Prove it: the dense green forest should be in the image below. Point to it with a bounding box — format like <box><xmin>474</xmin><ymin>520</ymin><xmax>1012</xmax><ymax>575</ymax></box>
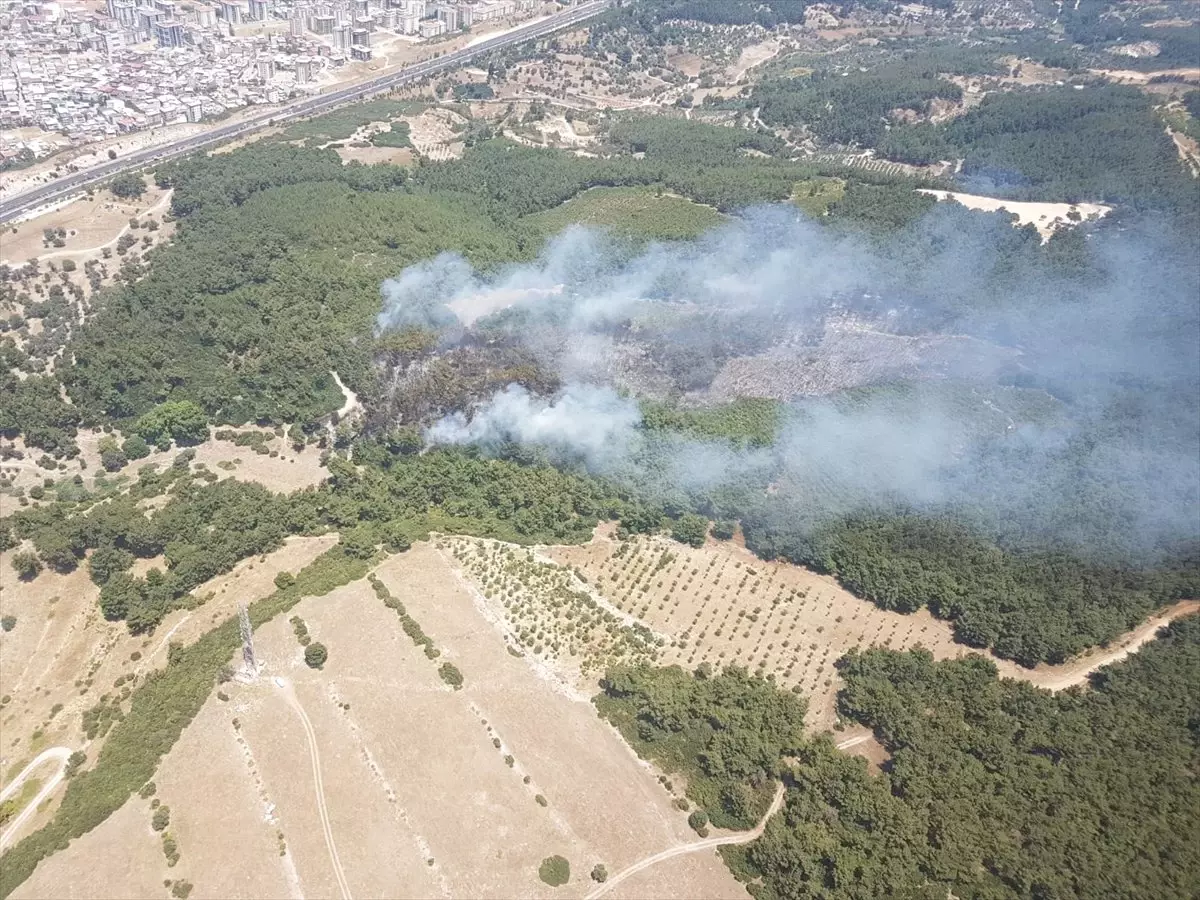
<box><xmin>754</xmin><ymin>65</ymin><xmax>963</xmax><ymax>147</ymax></box>
<box><xmin>601</xmin><ymin>616</ymin><xmax>1200</xmax><ymax>899</ymax></box>
<box><xmin>6</xmin><ymin>113</ymin><xmax>1190</xmax><ymax>668</ymax></box>
<box><xmin>3</xmin><ymin>121</ymin><xmax>936</xmax><ymax>455</ymax></box>
<box><xmin>899</xmin><ymin>86</ymin><xmax>1195</xmax><ymax>210</ymax></box>
<box><xmin>748</xmin><ymin>51</ymin><xmax>1193</xmax><ymax>214</ymax></box>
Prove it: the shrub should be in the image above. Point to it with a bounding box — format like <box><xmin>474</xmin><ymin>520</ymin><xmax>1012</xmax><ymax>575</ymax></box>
<box><xmin>108</xmin><ymin>172</ymin><xmax>146</xmax><ymax>200</ymax></box>
<box><xmin>161</xmin><ymin>833</ymin><xmax>179</xmax><ymax>866</ymax></box>
<box><xmin>591</xmin><ymin>864</ymin><xmax>608</xmax><ymax>883</ymax></box>
<box><xmin>152</xmin><ymin>805</ymin><xmax>171</xmax><ymax>831</ymax></box>
<box><xmin>11</xmin><ymin>551</ymin><xmax>42</xmax><ymax>581</ymax></box>
<box><xmin>438</xmin><ymin>662</ymin><xmax>464</xmax><ymax>689</ymax></box>
<box><xmin>1</xmin><ymin>615</ymin><xmax>16</xmax><ymax>632</ymax></box>
<box><xmin>304</xmin><ymin>641</ymin><xmax>328</xmax><ymax>669</ymax></box>
<box><xmin>64</xmin><ymin>751</ymin><xmax>87</xmax><ymax>777</ymax></box>
<box><xmin>122</xmin><ymin>435</ymin><xmax>151</xmax><ymax>460</ymax></box>
<box><xmin>171</xmin><ymin>880</ymin><xmax>194</xmax><ymax>899</ymax></box>
<box><xmin>538</xmin><ymin>855</ymin><xmax>570</xmax><ymax>887</ymax></box>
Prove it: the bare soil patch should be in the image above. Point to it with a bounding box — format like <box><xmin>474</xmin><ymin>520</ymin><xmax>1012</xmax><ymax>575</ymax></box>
<box><xmin>402</xmin><ymin>108</ymin><xmax>468</xmax><ymax>161</ymax></box>
<box><xmin>334</xmin><ymin>144</ymin><xmax>415</xmax><ymax>167</ymax></box>
<box><xmin>1</xmin><ymin>427</ymin><xmax>326</xmax><ymax>498</ymax></box>
<box><xmin>667</xmin><ymin>50</ymin><xmax>704</xmax><ymax>79</ymax></box>
<box><xmin>726</xmin><ymin>38</ymin><xmax>781</xmax><ymax>82</ymax></box>
<box><xmin>13</xmin><ymin>546</ymin><xmax>747</xmax><ymax>898</ymax></box>
<box><xmin>918</xmin><ymin>189</ymin><xmax>1111</xmax><ymax>240</ymax></box>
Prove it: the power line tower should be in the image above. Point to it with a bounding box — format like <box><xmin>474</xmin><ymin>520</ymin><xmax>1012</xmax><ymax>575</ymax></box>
<box><xmin>239</xmin><ymin>602</ymin><xmax>259</xmax><ymax>681</ymax></box>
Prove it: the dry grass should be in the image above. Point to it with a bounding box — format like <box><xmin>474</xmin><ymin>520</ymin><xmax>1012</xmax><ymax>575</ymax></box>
<box><xmin>2</xmin><ymin>186</ymin><xmax>174</xmax><ymax>267</ymax></box>
<box><xmin>14</xmin><ymin>545</ymin><xmax>747</xmax><ymax>898</ymax></box>
<box><xmin>333</xmin><ymin>144</ymin><xmax>416</xmax><ymax>167</ymax></box>
<box><xmin>0</xmin><ymin>535</ymin><xmax>336</xmax><ymax>843</ymax></box>
<box><xmin>0</xmin><ymin>427</ymin><xmax>327</xmax><ymax>498</ymax></box>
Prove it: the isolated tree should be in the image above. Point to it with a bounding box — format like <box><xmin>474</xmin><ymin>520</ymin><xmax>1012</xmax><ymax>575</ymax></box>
<box><xmin>671</xmin><ymin>514</ymin><xmax>709</xmax><ymax>548</ymax></box>
<box><xmin>122</xmin><ymin>434</ymin><xmax>151</xmax><ymax>460</ymax></box>
<box><xmin>1</xmin><ymin>615</ymin><xmax>15</xmax><ymax>632</ymax></box>
<box><xmin>64</xmin><ymin>750</ymin><xmax>87</xmax><ymax>777</ymax></box>
<box><xmin>108</xmin><ymin>172</ymin><xmax>146</xmax><ymax>200</ymax></box>
<box><xmin>590</xmin><ymin>864</ymin><xmax>608</xmax><ymax>883</ymax></box>
<box><xmin>11</xmin><ymin>550</ymin><xmax>42</xmax><ymax>581</ymax></box>
<box><xmin>304</xmin><ymin>642</ymin><xmax>328</xmax><ymax>669</ymax></box>
<box><xmin>133</xmin><ymin>400</ymin><xmax>208</xmax><ymax>447</ymax></box>
<box><xmin>538</xmin><ymin>855</ymin><xmax>570</xmax><ymax>887</ymax></box>
<box><xmin>152</xmin><ymin>805</ymin><xmax>171</xmax><ymax>831</ymax></box>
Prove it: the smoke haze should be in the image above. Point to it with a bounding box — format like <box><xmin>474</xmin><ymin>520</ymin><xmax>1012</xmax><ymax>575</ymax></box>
<box><xmin>378</xmin><ymin>205</ymin><xmax>1200</xmax><ymax>558</ymax></box>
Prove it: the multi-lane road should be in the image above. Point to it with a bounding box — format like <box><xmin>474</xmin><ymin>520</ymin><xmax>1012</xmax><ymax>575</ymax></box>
<box><xmin>0</xmin><ymin>0</ymin><xmax>611</xmax><ymax>224</ymax></box>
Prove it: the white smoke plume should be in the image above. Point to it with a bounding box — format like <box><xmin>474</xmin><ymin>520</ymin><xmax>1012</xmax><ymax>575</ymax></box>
<box><xmin>425</xmin><ymin>383</ymin><xmax>643</xmax><ymax>469</ymax></box>
<box><xmin>380</xmin><ymin>205</ymin><xmax>1200</xmax><ymax>557</ymax></box>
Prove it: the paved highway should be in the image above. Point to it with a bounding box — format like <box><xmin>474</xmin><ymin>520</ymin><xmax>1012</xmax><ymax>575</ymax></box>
<box><xmin>0</xmin><ymin>0</ymin><xmax>611</xmax><ymax>224</ymax></box>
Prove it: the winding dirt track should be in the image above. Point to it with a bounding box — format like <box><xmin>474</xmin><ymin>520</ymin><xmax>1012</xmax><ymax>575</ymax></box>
<box><xmin>1000</xmin><ymin>600</ymin><xmax>1200</xmax><ymax>691</ymax></box>
<box><xmin>584</xmin><ymin>783</ymin><xmax>785</xmax><ymax>900</ymax></box>
<box><xmin>0</xmin><ymin>747</ymin><xmax>72</xmax><ymax>849</ymax></box>
<box><xmin>276</xmin><ymin>677</ymin><xmax>353</xmax><ymax>900</ymax></box>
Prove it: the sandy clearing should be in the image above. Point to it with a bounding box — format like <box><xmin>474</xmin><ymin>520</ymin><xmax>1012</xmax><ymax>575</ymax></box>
<box><xmin>1</xmin><ymin>185</ymin><xmax>173</xmax><ymax>267</ymax></box>
<box><xmin>918</xmin><ymin>189</ymin><xmax>1111</xmax><ymax>240</ymax></box>
<box><xmin>726</xmin><ymin>39</ymin><xmax>782</xmax><ymax>82</ymax></box>
<box><xmin>1088</xmin><ymin>66</ymin><xmax>1200</xmax><ymax>85</ymax></box>
<box><xmin>334</xmin><ymin>143</ymin><xmax>416</xmax><ymax>166</ymax></box>
<box><xmin>832</xmin><ymin>728</ymin><xmax>890</xmax><ymax>773</ymax></box>
<box><xmin>402</xmin><ymin>108</ymin><xmax>468</xmax><ymax>161</ymax></box>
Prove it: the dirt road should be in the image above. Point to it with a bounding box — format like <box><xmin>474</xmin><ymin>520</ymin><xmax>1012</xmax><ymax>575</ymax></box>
<box><xmin>0</xmin><ymin>747</ymin><xmax>72</xmax><ymax>849</ymax></box>
<box><xmin>1007</xmin><ymin>600</ymin><xmax>1200</xmax><ymax>692</ymax></box>
<box><xmin>834</xmin><ymin>734</ymin><xmax>871</xmax><ymax>751</ymax></box>
<box><xmin>583</xmin><ymin>783</ymin><xmax>785</xmax><ymax>900</ymax></box>
<box><xmin>275</xmin><ymin>676</ymin><xmax>353</xmax><ymax>900</ymax></box>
